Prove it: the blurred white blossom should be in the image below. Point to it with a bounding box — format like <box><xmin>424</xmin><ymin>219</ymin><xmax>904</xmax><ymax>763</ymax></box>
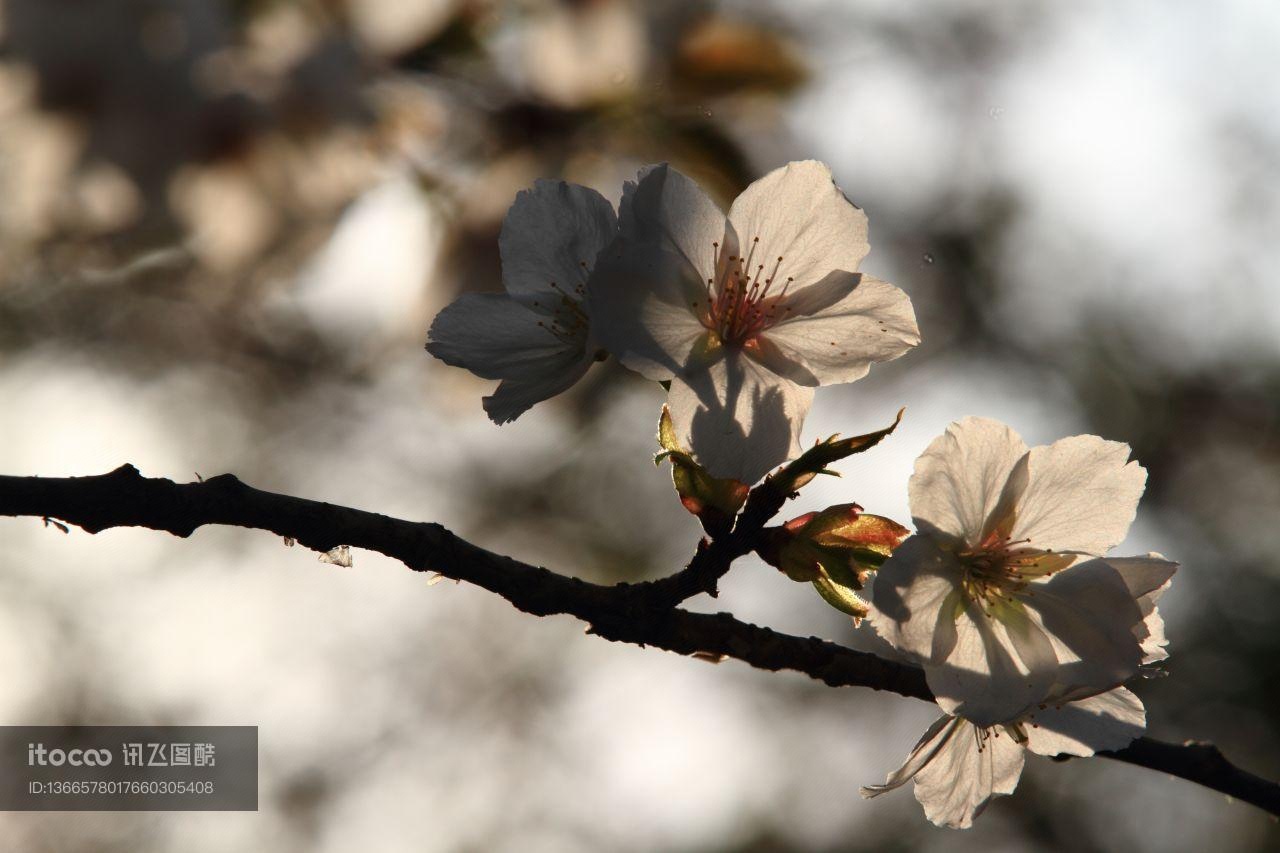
<box><xmin>493</xmin><ymin>0</ymin><xmax>647</xmax><ymax>108</ymax></box>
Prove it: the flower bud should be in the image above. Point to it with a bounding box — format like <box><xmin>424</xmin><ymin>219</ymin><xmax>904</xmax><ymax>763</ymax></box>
<box><xmin>656</xmin><ymin>407</ymin><xmax>749</xmax><ymax>537</ymax></box>
<box><xmin>757</xmin><ymin>504</ymin><xmax>909</xmax><ymax>621</ymax></box>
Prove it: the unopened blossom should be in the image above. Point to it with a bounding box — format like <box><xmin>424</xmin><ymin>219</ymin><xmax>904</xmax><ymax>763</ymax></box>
<box><xmin>863</xmin><ymin>558</ymin><xmax>1174</xmax><ymax>829</ymax></box>
<box><xmin>427</xmin><ymin>180</ymin><xmax>616</xmax><ymax>423</ymax></box>
<box><xmin>757</xmin><ymin>504</ymin><xmax>910</xmax><ymax>621</ymax></box>
<box><xmin>589</xmin><ymin>161</ymin><xmax>919</xmax><ymax>484</ymax></box>
<box><xmin>869</xmin><ymin>417</ymin><xmax>1175</xmax><ymax>726</ymax></box>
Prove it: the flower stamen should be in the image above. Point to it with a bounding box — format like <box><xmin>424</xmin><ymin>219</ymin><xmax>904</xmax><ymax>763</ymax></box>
<box><xmin>537</xmin><ymin>280</ymin><xmax>590</xmax><ymax>344</ymax></box>
<box><xmin>957</xmin><ymin>535</ymin><xmax>1064</xmax><ymax>607</ymax></box>
<box><xmin>703</xmin><ymin>239</ymin><xmax>793</xmax><ymax>346</ymax></box>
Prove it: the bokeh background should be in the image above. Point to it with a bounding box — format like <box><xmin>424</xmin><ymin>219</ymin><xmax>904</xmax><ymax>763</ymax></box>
<box><xmin>2</xmin><ymin>0</ymin><xmax>1279</xmax><ymax>850</ymax></box>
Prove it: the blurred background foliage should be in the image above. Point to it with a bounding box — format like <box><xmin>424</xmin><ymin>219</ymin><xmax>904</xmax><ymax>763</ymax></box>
<box><xmin>1</xmin><ymin>0</ymin><xmax>1278</xmax><ymax>850</ymax></box>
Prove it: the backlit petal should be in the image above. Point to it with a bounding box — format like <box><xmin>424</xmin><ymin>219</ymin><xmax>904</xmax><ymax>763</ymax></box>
<box><xmin>912</xmin><ymin>718</ymin><xmax>1024</xmax><ymax>829</ymax></box>
<box><xmin>1021</xmin><ymin>558</ymin><xmax>1145</xmax><ymax>699</ymax></box>
<box><xmin>757</xmin><ymin>272</ymin><xmax>919</xmax><ymax>386</ymax></box>
<box><xmin>869</xmin><ymin>535</ymin><xmax>964</xmax><ymax>666</ymax></box>
<box><xmin>427</xmin><ymin>292</ymin><xmax>593</xmax><ymax>423</ymax></box>
<box><xmin>666</xmin><ymin>348</ymin><xmax>813</xmax><ymax>484</ymax></box>
<box><xmin>427</xmin><ymin>292</ymin><xmax>585</xmax><ymax>380</ymax></box>
<box><xmin>861</xmin><ymin>714</ymin><xmax>956</xmax><ymax>797</ymax></box>
<box><xmin>726</xmin><ymin>160</ymin><xmax>869</xmax><ymax>290</ymax></box>
<box><xmin>482</xmin><ymin>345</ymin><xmax>597</xmax><ymax>424</ymax></box>
<box><xmin>500</xmin><ymin>180</ymin><xmax>618</xmax><ymax>296</ymax></box>
<box><xmin>588</xmin><ymin>242</ymin><xmax>714</xmax><ymax>380</ymax></box>
<box><xmin>1106</xmin><ymin>554</ymin><xmax>1178</xmax><ymax>600</ymax></box>
<box><xmin>909</xmin><ymin>417</ymin><xmax>1029</xmax><ymax>549</ymax></box>
<box><xmin>618</xmin><ymin>163</ymin><xmax>735</xmax><ymax>285</ymax></box>
<box><xmin>1024</xmin><ymin>687</ymin><xmax>1146</xmax><ymax>758</ymax></box>
<box><xmin>1003</xmin><ymin>434</ymin><xmax>1147</xmax><ymax>556</ymax></box>
<box><xmin>925</xmin><ymin>596</ymin><xmax>1058</xmax><ymax>727</ymax></box>
<box><xmin>1104</xmin><ymin>554</ymin><xmax>1177</xmax><ymax>664</ymax></box>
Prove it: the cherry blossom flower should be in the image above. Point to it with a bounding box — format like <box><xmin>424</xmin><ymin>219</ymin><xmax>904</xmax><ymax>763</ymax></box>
<box><xmin>861</xmin><ymin>685</ymin><xmax>1147</xmax><ymax>829</ymax></box>
<box><xmin>863</xmin><ymin>554</ymin><xmax>1174</xmax><ymax>829</ymax></box>
<box><xmin>589</xmin><ymin>161</ymin><xmax>919</xmax><ymax>483</ymax></box>
<box><xmin>869</xmin><ymin>417</ymin><xmax>1175</xmax><ymax>726</ymax></box>
<box><xmin>427</xmin><ymin>180</ymin><xmax>616</xmax><ymax>423</ymax></box>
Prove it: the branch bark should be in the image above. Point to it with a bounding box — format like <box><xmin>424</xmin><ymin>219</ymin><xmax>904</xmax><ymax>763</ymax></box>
<box><xmin>1</xmin><ymin>465</ymin><xmax>1277</xmax><ymax>818</ymax></box>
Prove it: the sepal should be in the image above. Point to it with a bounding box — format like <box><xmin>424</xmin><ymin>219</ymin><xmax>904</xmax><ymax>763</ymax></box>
<box><xmin>757</xmin><ymin>504</ymin><xmax>909</xmax><ymax>621</ymax></box>
<box><xmin>769</xmin><ymin>408</ymin><xmax>904</xmax><ymax>494</ymax></box>
<box><xmin>656</xmin><ymin>406</ymin><xmax>749</xmax><ymax>537</ymax></box>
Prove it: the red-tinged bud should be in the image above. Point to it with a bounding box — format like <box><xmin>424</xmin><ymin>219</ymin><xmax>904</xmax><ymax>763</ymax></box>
<box><xmin>757</xmin><ymin>504</ymin><xmax>910</xmax><ymax>622</ymax></box>
<box><xmin>782</xmin><ymin>511</ymin><xmax>819</xmax><ymax>533</ymax></box>
<box><xmin>656</xmin><ymin>406</ymin><xmax>749</xmax><ymax>537</ymax></box>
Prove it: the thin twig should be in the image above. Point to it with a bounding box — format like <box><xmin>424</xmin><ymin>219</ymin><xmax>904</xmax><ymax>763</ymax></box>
<box><xmin>634</xmin><ymin>409</ymin><xmax>906</xmax><ymax>608</ymax></box>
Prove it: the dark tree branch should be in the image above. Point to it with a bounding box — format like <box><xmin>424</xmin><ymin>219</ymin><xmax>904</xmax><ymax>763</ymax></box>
<box><xmin>1</xmin><ymin>465</ymin><xmax>1277</xmax><ymax>818</ymax></box>
<box><xmin>633</xmin><ymin>408</ymin><xmax>907</xmax><ymax>609</ymax></box>
<box><xmin>625</xmin><ymin>476</ymin><xmax>797</xmax><ymax>610</ymax></box>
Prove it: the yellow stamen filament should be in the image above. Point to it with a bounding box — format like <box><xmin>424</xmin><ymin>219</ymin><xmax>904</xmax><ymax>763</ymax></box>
<box><xmin>957</xmin><ymin>530</ymin><xmax>1067</xmax><ymax>612</ymax></box>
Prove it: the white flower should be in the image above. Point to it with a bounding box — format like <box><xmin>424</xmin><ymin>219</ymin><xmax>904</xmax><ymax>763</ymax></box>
<box><xmin>589</xmin><ymin>161</ymin><xmax>919</xmax><ymax>484</ymax></box>
<box><xmin>863</xmin><ymin>558</ymin><xmax>1174</xmax><ymax>829</ymax></box>
<box><xmin>426</xmin><ymin>179</ymin><xmax>617</xmax><ymax>423</ymax></box>
<box><xmin>869</xmin><ymin>417</ymin><xmax>1176</xmax><ymax>726</ymax></box>
<box><xmin>861</xmin><ymin>685</ymin><xmax>1147</xmax><ymax>829</ymax></box>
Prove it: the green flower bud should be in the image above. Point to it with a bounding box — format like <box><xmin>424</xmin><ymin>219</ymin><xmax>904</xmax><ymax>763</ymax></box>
<box><xmin>758</xmin><ymin>504</ymin><xmax>910</xmax><ymax>621</ymax></box>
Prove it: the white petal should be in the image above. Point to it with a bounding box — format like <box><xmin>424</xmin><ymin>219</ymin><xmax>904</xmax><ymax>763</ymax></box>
<box><xmin>1136</xmin><ymin>599</ymin><xmax>1170</xmax><ymax>664</ymax></box>
<box><xmin>427</xmin><ymin>293</ymin><xmax>584</xmax><ymax>380</ymax></box>
<box><xmin>871</xmin><ymin>536</ymin><xmax>1057</xmax><ymax>725</ymax></box>
<box><xmin>908</xmin><ymin>417</ymin><xmax>1029</xmax><ymax>549</ymax></box>
<box><xmin>912</xmin><ymin>718</ymin><xmax>1025</xmax><ymax>829</ymax></box>
<box><xmin>1104</xmin><ymin>554</ymin><xmax>1177</xmax><ymax>663</ymax></box>
<box><xmin>1021</xmin><ymin>558</ymin><xmax>1145</xmax><ymax>698</ymax></box>
<box><xmin>1024</xmin><ymin>687</ymin><xmax>1146</xmax><ymax>758</ymax></box>
<box><xmin>500</xmin><ymin>180</ymin><xmax>618</xmax><ymax>296</ymax></box>
<box><xmin>482</xmin><ymin>345</ymin><xmax>596</xmax><ymax>424</ymax></box>
<box><xmin>756</xmin><ymin>272</ymin><xmax>919</xmax><ymax>386</ymax></box>
<box><xmin>666</xmin><ymin>348</ymin><xmax>813</xmax><ymax>484</ymax></box>
<box><xmin>427</xmin><ymin>292</ymin><xmax>592</xmax><ymax>422</ymax></box>
<box><xmin>925</xmin><ymin>595</ymin><xmax>1058</xmax><ymax>727</ymax></box>
<box><xmin>726</xmin><ymin>160</ymin><xmax>869</xmax><ymax>291</ymax></box>
<box><xmin>869</xmin><ymin>535</ymin><xmax>964</xmax><ymax>666</ymax></box>
<box><xmin>1003</xmin><ymin>434</ymin><xmax>1148</xmax><ymax>556</ymax></box>
<box><xmin>1106</xmin><ymin>554</ymin><xmax>1178</xmax><ymax>600</ymax></box>
<box><xmin>587</xmin><ymin>242</ymin><xmax>714</xmax><ymax>381</ymax></box>
<box><xmin>618</xmin><ymin>163</ymin><xmax>734</xmax><ymax>285</ymax></box>
<box><xmin>861</xmin><ymin>714</ymin><xmax>956</xmax><ymax>797</ymax></box>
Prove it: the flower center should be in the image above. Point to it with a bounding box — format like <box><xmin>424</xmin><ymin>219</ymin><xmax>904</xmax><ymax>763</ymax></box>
<box><xmin>532</xmin><ymin>270</ymin><xmax>590</xmax><ymax>345</ymax></box>
<box><xmin>957</xmin><ymin>531</ymin><xmax>1069</xmax><ymax>608</ymax></box>
<box><xmin>695</xmin><ymin>236</ymin><xmax>794</xmax><ymax>346</ymax></box>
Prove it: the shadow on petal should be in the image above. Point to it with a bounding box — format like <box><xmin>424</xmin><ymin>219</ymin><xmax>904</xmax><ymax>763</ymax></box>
<box><xmin>684</xmin><ymin>355</ymin><xmax>797</xmax><ymax>483</ymax></box>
